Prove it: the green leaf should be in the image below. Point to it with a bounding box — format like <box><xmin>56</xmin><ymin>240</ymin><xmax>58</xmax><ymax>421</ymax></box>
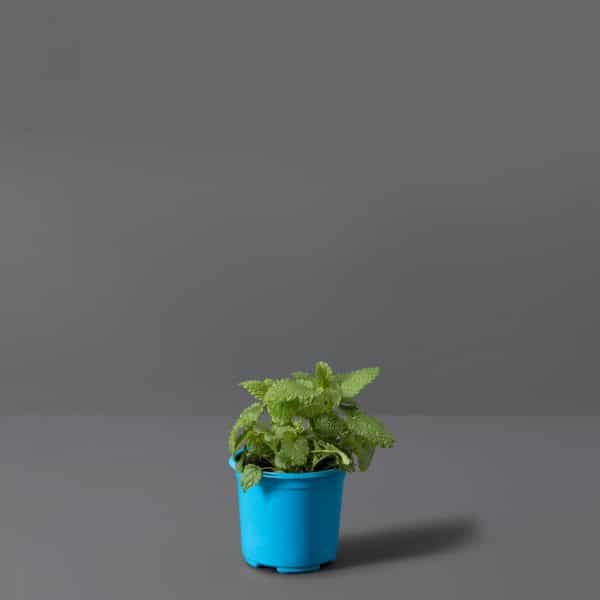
<box><xmin>353</xmin><ymin>437</ymin><xmax>376</xmax><ymax>471</ymax></box>
<box><xmin>337</xmin><ymin>367</ymin><xmax>380</xmax><ymax>399</ymax></box>
<box><xmin>311</xmin><ymin>453</ymin><xmax>338</xmax><ymax>470</ymax></box>
<box><xmin>228</xmin><ymin>401</ymin><xmax>264</xmax><ymax>454</ymax></box>
<box><xmin>291</xmin><ymin>371</ymin><xmax>314</xmax><ymax>387</ymax></box>
<box><xmin>277</xmin><ymin>435</ymin><xmax>309</xmax><ymax>467</ymax></box>
<box><xmin>312</xmin><ymin>440</ymin><xmax>352</xmax><ymax>467</ymax></box>
<box><xmin>310</xmin><ymin>412</ymin><xmax>347</xmax><ymax>440</ymax></box>
<box><xmin>269</xmin><ymin>400</ymin><xmax>299</xmax><ymax>424</ymax></box>
<box><xmin>292</xmin><ymin>371</ymin><xmax>311</xmax><ymax>378</ymax></box>
<box><xmin>234</xmin><ymin>452</ymin><xmax>245</xmax><ymax>472</ymax></box>
<box><xmin>314</xmin><ymin>361</ymin><xmax>333</xmax><ymax>388</ymax></box>
<box><xmin>271</xmin><ymin>424</ymin><xmax>298</xmax><ymax>441</ymax></box>
<box><xmin>265</xmin><ymin>379</ymin><xmax>315</xmax><ymax>424</ymax></box>
<box><xmin>240</xmin><ymin>380</ymin><xmax>271</xmax><ymax>401</ymax></box>
<box><xmin>339</xmin><ymin>404</ymin><xmax>358</xmax><ymax>418</ymax></box>
<box><xmin>244</xmin><ymin>430</ymin><xmax>273</xmax><ymax>460</ymax></box>
<box><xmin>346</xmin><ymin>411</ymin><xmax>394</xmax><ymax>448</ymax></box>
<box><xmin>326</xmin><ymin>386</ymin><xmax>342</xmax><ymax>408</ymax></box>
<box><xmin>339</xmin><ymin>398</ymin><xmax>358</xmax><ymax>411</ymax></box>
<box><xmin>241</xmin><ymin>464</ymin><xmax>262</xmax><ymax>491</ymax></box>
<box><xmin>229</xmin><ymin>429</ymin><xmax>248</xmax><ymax>456</ymax></box>
<box><xmin>274</xmin><ymin>453</ymin><xmax>291</xmax><ymax>470</ymax></box>
<box><xmin>265</xmin><ymin>379</ymin><xmax>314</xmax><ymax>402</ymax></box>
<box><xmin>295</xmin><ymin>387</ymin><xmax>341</xmax><ymax>419</ymax></box>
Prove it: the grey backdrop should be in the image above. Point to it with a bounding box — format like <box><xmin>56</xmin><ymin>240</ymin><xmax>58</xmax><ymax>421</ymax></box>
<box><xmin>1</xmin><ymin>1</ymin><xmax>599</xmax><ymax>414</ymax></box>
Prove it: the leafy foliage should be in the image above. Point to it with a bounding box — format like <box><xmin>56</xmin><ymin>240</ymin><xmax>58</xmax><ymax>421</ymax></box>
<box><xmin>228</xmin><ymin>401</ymin><xmax>264</xmax><ymax>455</ymax></box>
<box><xmin>276</xmin><ymin>435</ymin><xmax>310</xmax><ymax>469</ymax></box>
<box><xmin>230</xmin><ymin>362</ymin><xmax>394</xmax><ymax>491</ymax></box>
<box><xmin>352</xmin><ymin>436</ymin><xmax>376</xmax><ymax>471</ymax></box>
<box><xmin>241</xmin><ymin>464</ymin><xmax>262</xmax><ymax>491</ymax></box>
<box><xmin>337</xmin><ymin>367</ymin><xmax>380</xmax><ymax>399</ymax></box>
<box><xmin>345</xmin><ymin>412</ymin><xmax>394</xmax><ymax>448</ymax></box>
<box><xmin>239</xmin><ymin>379</ymin><xmax>273</xmax><ymax>401</ymax></box>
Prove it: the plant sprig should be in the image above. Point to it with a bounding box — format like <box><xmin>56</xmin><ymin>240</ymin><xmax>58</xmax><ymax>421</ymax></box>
<box><xmin>230</xmin><ymin>361</ymin><xmax>394</xmax><ymax>491</ymax></box>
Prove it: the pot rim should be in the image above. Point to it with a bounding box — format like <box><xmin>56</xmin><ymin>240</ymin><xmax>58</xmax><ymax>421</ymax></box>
<box><xmin>228</xmin><ymin>455</ymin><xmax>344</xmax><ymax>479</ymax></box>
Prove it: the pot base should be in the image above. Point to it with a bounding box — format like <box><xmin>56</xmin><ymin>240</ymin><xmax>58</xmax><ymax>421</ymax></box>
<box><xmin>244</xmin><ymin>557</ymin><xmax>324</xmax><ymax>574</ymax></box>
<box><xmin>276</xmin><ymin>565</ymin><xmax>320</xmax><ymax>574</ymax></box>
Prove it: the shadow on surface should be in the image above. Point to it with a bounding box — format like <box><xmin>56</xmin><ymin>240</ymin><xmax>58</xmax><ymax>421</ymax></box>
<box><xmin>328</xmin><ymin>516</ymin><xmax>479</xmax><ymax>570</ymax></box>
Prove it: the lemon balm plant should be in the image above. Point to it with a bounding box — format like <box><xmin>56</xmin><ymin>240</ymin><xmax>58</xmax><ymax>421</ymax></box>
<box><xmin>228</xmin><ymin>362</ymin><xmax>394</xmax><ymax>573</ymax></box>
<box><xmin>230</xmin><ymin>362</ymin><xmax>394</xmax><ymax>490</ymax></box>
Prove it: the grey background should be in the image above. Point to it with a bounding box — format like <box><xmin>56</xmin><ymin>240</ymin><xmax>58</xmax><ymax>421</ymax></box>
<box><xmin>2</xmin><ymin>1</ymin><xmax>600</xmax><ymax>414</ymax></box>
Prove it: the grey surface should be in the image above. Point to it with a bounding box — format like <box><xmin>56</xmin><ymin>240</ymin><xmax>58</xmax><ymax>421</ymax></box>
<box><xmin>2</xmin><ymin>2</ymin><xmax>600</xmax><ymax>414</ymax></box>
<box><xmin>2</xmin><ymin>416</ymin><xmax>599</xmax><ymax>599</ymax></box>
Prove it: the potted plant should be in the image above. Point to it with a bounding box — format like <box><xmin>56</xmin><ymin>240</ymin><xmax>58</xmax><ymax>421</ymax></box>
<box><xmin>228</xmin><ymin>361</ymin><xmax>394</xmax><ymax>573</ymax></box>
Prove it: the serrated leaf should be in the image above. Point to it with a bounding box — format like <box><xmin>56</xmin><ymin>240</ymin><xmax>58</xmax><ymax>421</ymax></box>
<box><xmin>240</xmin><ymin>380</ymin><xmax>271</xmax><ymax>401</ymax></box>
<box><xmin>244</xmin><ymin>430</ymin><xmax>273</xmax><ymax>459</ymax></box>
<box><xmin>311</xmin><ymin>412</ymin><xmax>347</xmax><ymax>440</ymax></box>
<box><xmin>265</xmin><ymin>379</ymin><xmax>315</xmax><ymax>424</ymax></box>
<box><xmin>292</xmin><ymin>371</ymin><xmax>311</xmax><ymax>379</ymax></box>
<box><xmin>346</xmin><ymin>411</ymin><xmax>394</xmax><ymax>448</ymax></box>
<box><xmin>326</xmin><ymin>386</ymin><xmax>342</xmax><ymax>408</ymax></box>
<box><xmin>314</xmin><ymin>361</ymin><xmax>333</xmax><ymax>387</ymax></box>
<box><xmin>228</xmin><ymin>401</ymin><xmax>263</xmax><ymax>454</ymax></box>
<box><xmin>312</xmin><ymin>440</ymin><xmax>352</xmax><ymax>466</ymax></box>
<box><xmin>353</xmin><ymin>437</ymin><xmax>376</xmax><ymax>471</ymax></box>
<box><xmin>241</xmin><ymin>464</ymin><xmax>262</xmax><ymax>491</ymax></box>
<box><xmin>311</xmin><ymin>452</ymin><xmax>337</xmax><ymax>470</ymax></box>
<box><xmin>234</xmin><ymin>453</ymin><xmax>244</xmax><ymax>472</ymax></box>
<box><xmin>274</xmin><ymin>454</ymin><xmax>290</xmax><ymax>469</ymax></box>
<box><xmin>272</xmin><ymin>424</ymin><xmax>297</xmax><ymax>438</ymax></box>
<box><xmin>339</xmin><ymin>406</ymin><xmax>358</xmax><ymax>419</ymax></box>
<box><xmin>338</xmin><ymin>367</ymin><xmax>380</xmax><ymax>399</ymax></box>
<box><xmin>294</xmin><ymin>387</ymin><xmax>341</xmax><ymax>419</ymax></box>
<box><xmin>296</xmin><ymin>398</ymin><xmax>327</xmax><ymax>418</ymax></box>
<box><xmin>268</xmin><ymin>400</ymin><xmax>299</xmax><ymax>424</ymax></box>
<box><xmin>265</xmin><ymin>379</ymin><xmax>315</xmax><ymax>402</ymax></box>
<box><xmin>339</xmin><ymin>398</ymin><xmax>358</xmax><ymax>411</ymax></box>
<box><xmin>278</xmin><ymin>435</ymin><xmax>309</xmax><ymax>467</ymax></box>
<box><xmin>229</xmin><ymin>429</ymin><xmax>249</xmax><ymax>456</ymax></box>
<box><xmin>291</xmin><ymin>371</ymin><xmax>314</xmax><ymax>387</ymax></box>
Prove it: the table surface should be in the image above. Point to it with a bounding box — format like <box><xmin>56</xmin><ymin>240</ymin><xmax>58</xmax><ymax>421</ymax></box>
<box><xmin>2</xmin><ymin>416</ymin><xmax>598</xmax><ymax>599</ymax></box>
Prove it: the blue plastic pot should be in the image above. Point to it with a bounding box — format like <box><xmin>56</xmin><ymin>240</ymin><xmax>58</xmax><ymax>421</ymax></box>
<box><xmin>229</xmin><ymin>457</ymin><xmax>346</xmax><ymax>573</ymax></box>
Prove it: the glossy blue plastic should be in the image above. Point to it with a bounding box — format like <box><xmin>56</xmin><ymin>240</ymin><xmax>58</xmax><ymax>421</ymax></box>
<box><xmin>229</xmin><ymin>457</ymin><xmax>346</xmax><ymax>573</ymax></box>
